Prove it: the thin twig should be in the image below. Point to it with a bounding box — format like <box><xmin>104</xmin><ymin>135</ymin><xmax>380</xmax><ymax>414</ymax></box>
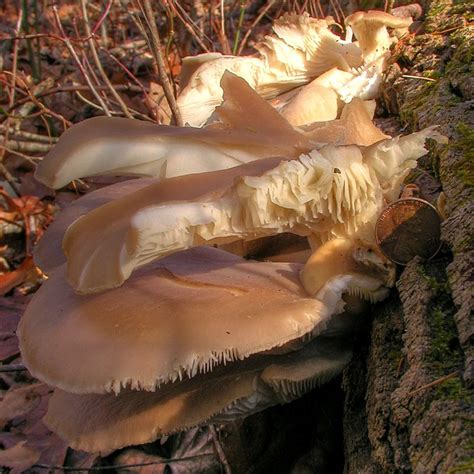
<box><xmin>0</xmin><ymin>363</ymin><xmax>27</xmax><ymax>373</ymax></box>
<box><xmin>80</xmin><ymin>0</ymin><xmax>133</xmax><ymax>118</ymax></box>
<box><xmin>408</xmin><ymin>371</ymin><xmax>459</xmax><ymax>396</ymax></box>
<box><xmin>52</xmin><ymin>5</ymin><xmax>112</xmax><ymax>116</ymax></box>
<box><xmin>402</xmin><ymin>74</ymin><xmax>437</xmax><ymax>82</ymax></box>
<box><xmin>0</xmin><ymin>138</ymin><xmax>53</xmax><ymax>153</ymax></box>
<box><xmin>237</xmin><ymin>0</ymin><xmax>276</xmax><ymax>55</ymax></box>
<box><xmin>169</xmin><ymin>0</ymin><xmax>211</xmax><ymax>53</ymax></box>
<box><xmin>0</xmin><ymin>146</ymin><xmax>41</xmax><ymax>164</ymax></box>
<box><xmin>138</xmin><ymin>0</ymin><xmax>183</xmax><ymax>126</ymax></box>
<box><xmin>0</xmin><ymin>126</ymin><xmax>58</xmax><ymax>143</ymax></box>
<box><xmin>33</xmin><ymin>454</ymin><xmax>216</xmax><ymax>471</ymax></box>
<box><xmin>209</xmin><ymin>425</ymin><xmax>232</xmax><ymax>474</ymax></box>
<box><xmin>0</xmin><ymin>9</ymin><xmax>23</xmax><ymax>197</ymax></box>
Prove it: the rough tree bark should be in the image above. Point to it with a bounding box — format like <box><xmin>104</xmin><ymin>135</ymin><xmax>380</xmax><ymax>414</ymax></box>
<box><xmin>343</xmin><ymin>1</ymin><xmax>473</xmax><ymax>472</ymax></box>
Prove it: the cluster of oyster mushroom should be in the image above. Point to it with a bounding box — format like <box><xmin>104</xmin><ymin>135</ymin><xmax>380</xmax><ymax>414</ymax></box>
<box><xmin>19</xmin><ymin>10</ymin><xmax>445</xmax><ymax>453</ymax></box>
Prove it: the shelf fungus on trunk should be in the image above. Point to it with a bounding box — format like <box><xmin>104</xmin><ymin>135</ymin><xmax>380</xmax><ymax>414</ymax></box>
<box><xmin>56</xmin><ymin>127</ymin><xmax>443</xmax><ymax>294</ymax></box>
<box><xmin>19</xmin><ymin>240</ymin><xmax>395</xmax><ymax>452</ymax></box>
<box><xmin>35</xmin><ymin>73</ymin><xmax>313</xmax><ymax>190</ymax></box>
<box><xmin>177</xmin><ymin>11</ymin><xmax>412</xmax><ymax>127</ymax></box>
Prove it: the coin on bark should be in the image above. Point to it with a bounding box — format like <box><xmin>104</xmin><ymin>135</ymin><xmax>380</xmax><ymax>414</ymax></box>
<box><xmin>375</xmin><ymin>197</ymin><xmax>442</xmax><ymax>265</ymax></box>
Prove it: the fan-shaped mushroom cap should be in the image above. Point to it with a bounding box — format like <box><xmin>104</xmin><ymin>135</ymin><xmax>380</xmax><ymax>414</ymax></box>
<box><xmin>35</xmin><ymin>74</ymin><xmax>312</xmax><ymax>190</ymax></box>
<box><xmin>300</xmin><ymin>238</ymin><xmax>395</xmax><ymax>307</ymax></box>
<box><xmin>345</xmin><ymin>11</ymin><xmax>412</xmax><ymax>62</ymax></box>
<box><xmin>62</xmin><ymin>128</ymin><xmax>443</xmax><ymax>294</ymax></box>
<box><xmin>44</xmin><ymin>337</ymin><xmax>352</xmax><ymax>452</ymax></box>
<box><xmin>178</xmin><ymin>13</ymin><xmax>362</xmax><ymax>127</ymax></box>
<box><xmin>364</xmin><ymin>126</ymin><xmax>447</xmax><ymax>202</ymax></box>
<box><xmin>277</xmin><ymin>81</ymin><xmax>339</xmax><ymax>125</ymax></box>
<box><xmin>61</xmin><ymin>145</ymin><xmax>382</xmax><ymax>293</ymax></box>
<box><xmin>63</xmin><ymin>156</ymin><xmax>289</xmax><ymax>293</ymax></box>
<box><xmin>19</xmin><ymin>247</ymin><xmax>336</xmax><ymax>395</ymax></box>
<box><xmin>304</xmin><ymin>98</ymin><xmax>388</xmax><ymax>146</ymax></box>
<box><xmin>33</xmin><ymin>178</ymin><xmax>154</xmax><ymax>273</ymax></box>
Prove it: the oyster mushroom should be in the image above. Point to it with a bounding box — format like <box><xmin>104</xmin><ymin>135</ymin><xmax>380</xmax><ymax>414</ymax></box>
<box><xmin>300</xmin><ymin>238</ymin><xmax>395</xmax><ymax>306</ymax></box>
<box><xmin>33</xmin><ymin>178</ymin><xmax>155</xmax><ymax>273</ymax></box>
<box><xmin>35</xmin><ymin>73</ymin><xmax>312</xmax><ymax>190</ymax></box>
<box><xmin>177</xmin><ymin>11</ymin><xmax>413</xmax><ymax>127</ymax></box>
<box><xmin>60</xmin><ymin>127</ymin><xmax>443</xmax><ymax>294</ymax></box>
<box><xmin>20</xmin><ymin>238</ymin><xmax>394</xmax><ymax>452</ymax></box>
<box><xmin>345</xmin><ymin>10</ymin><xmax>412</xmax><ymax>64</ymax></box>
<box><xmin>44</xmin><ymin>337</ymin><xmax>352</xmax><ymax>453</ymax></box>
<box><xmin>303</xmin><ymin>98</ymin><xmax>388</xmax><ymax>146</ymax></box>
<box><xmin>177</xmin><ymin>13</ymin><xmax>362</xmax><ymax>127</ymax></box>
<box><xmin>19</xmin><ymin>247</ymin><xmax>332</xmax><ymax>395</ymax></box>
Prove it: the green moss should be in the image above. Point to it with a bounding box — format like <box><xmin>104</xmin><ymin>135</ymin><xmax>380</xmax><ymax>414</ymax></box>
<box><xmin>417</xmin><ymin>262</ymin><xmax>466</xmax><ymax>393</ymax></box>
<box><xmin>452</xmin><ymin>123</ymin><xmax>474</xmax><ymax>187</ymax></box>
<box><xmin>435</xmin><ymin>377</ymin><xmax>470</xmax><ymax>402</ymax></box>
<box><xmin>448</xmin><ymin>458</ymin><xmax>474</xmax><ymax>473</ymax></box>
<box><xmin>425</xmin><ymin>0</ymin><xmax>470</xmax><ymax>32</ymax></box>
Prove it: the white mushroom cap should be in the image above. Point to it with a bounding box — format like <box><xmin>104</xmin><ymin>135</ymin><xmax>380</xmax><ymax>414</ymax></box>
<box><xmin>61</xmin><ymin>127</ymin><xmax>443</xmax><ymax>294</ymax></box>
<box><xmin>178</xmin><ymin>13</ymin><xmax>362</xmax><ymax>127</ymax></box>
<box><xmin>304</xmin><ymin>98</ymin><xmax>389</xmax><ymax>146</ymax></box>
<box><xmin>43</xmin><ymin>337</ymin><xmax>352</xmax><ymax>452</ymax></box>
<box><xmin>19</xmin><ymin>247</ymin><xmax>334</xmax><ymax>395</ymax></box>
<box><xmin>35</xmin><ymin>73</ymin><xmax>312</xmax><ymax>190</ymax></box>
<box><xmin>345</xmin><ymin>10</ymin><xmax>412</xmax><ymax>62</ymax></box>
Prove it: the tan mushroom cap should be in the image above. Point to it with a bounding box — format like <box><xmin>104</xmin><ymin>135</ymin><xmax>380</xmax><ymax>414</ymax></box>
<box><xmin>62</xmin><ymin>156</ymin><xmax>286</xmax><ymax>294</ymax></box>
<box><xmin>305</xmin><ymin>98</ymin><xmax>389</xmax><ymax>146</ymax></box>
<box><xmin>19</xmin><ymin>247</ymin><xmax>334</xmax><ymax>395</ymax></box>
<box><xmin>300</xmin><ymin>238</ymin><xmax>396</xmax><ymax>302</ymax></box>
<box><xmin>33</xmin><ymin>178</ymin><xmax>155</xmax><ymax>274</ymax></box>
<box><xmin>44</xmin><ymin>337</ymin><xmax>352</xmax><ymax>452</ymax></box>
<box><xmin>278</xmin><ymin>82</ymin><xmax>339</xmax><ymax>126</ymax></box>
<box><xmin>35</xmin><ymin>73</ymin><xmax>312</xmax><ymax>190</ymax></box>
<box><xmin>345</xmin><ymin>10</ymin><xmax>412</xmax><ymax>59</ymax></box>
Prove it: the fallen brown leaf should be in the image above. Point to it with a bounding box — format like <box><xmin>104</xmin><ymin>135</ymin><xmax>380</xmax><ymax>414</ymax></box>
<box><xmin>0</xmin><ymin>441</ymin><xmax>40</xmax><ymax>473</ymax></box>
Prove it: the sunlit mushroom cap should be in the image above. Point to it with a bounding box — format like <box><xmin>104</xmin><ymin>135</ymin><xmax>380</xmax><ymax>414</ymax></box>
<box><xmin>178</xmin><ymin>13</ymin><xmax>362</xmax><ymax>127</ymax></box>
<box><xmin>304</xmin><ymin>98</ymin><xmax>388</xmax><ymax>146</ymax></box>
<box><xmin>19</xmin><ymin>247</ymin><xmax>335</xmax><ymax>395</ymax></box>
<box><xmin>300</xmin><ymin>238</ymin><xmax>396</xmax><ymax>308</ymax></box>
<box><xmin>44</xmin><ymin>337</ymin><xmax>352</xmax><ymax>452</ymax></box>
<box><xmin>345</xmin><ymin>10</ymin><xmax>412</xmax><ymax>61</ymax></box>
<box><xmin>60</xmin><ymin>128</ymin><xmax>444</xmax><ymax>294</ymax></box>
<box><xmin>35</xmin><ymin>73</ymin><xmax>312</xmax><ymax>190</ymax></box>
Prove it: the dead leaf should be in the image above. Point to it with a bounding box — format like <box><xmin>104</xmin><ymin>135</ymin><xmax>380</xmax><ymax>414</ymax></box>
<box><xmin>0</xmin><ymin>257</ymin><xmax>35</xmax><ymax>296</ymax></box>
<box><xmin>0</xmin><ymin>441</ymin><xmax>40</xmax><ymax>473</ymax></box>
<box><xmin>145</xmin><ymin>82</ymin><xmax>171</xmax><ymax>124</ymax></box>
<box><xmin>0</xmin><ymin>383</ymin><xmax>45</xmax><ymax>430</ymax></box>
<box><xmin>114</xmin><ymin>427</ymin><xmax>219</xmax><ymax>474</ymax></box>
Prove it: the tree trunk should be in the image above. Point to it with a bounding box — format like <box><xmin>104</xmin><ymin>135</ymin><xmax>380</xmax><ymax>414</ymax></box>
<box><xmin>343</xmin><ymin>1</ymin><xmax>473</xmax><ymax>472</ymax></box>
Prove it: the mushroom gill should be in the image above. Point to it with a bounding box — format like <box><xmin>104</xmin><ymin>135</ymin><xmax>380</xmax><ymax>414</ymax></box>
<box><xmin>61</xmin><ymin>128</ymin><xmax>443</xmax><ymax>294</ymax></box>
<box><xmin>44</xmin><ymin>337</ymin><xmax>353</xmax><ymax>453</ymax></box>
<box><xmin>22</xmin><ymin>237</ymin><xmax>395</xmax><ymax>453</ymax></box>
<box><xmin>177</xmin><ymin>11</ymin><xmax>413</xmax><ymax>127</ymax></box>
<box><xmin>177</xmin><ymin>13</ymin><xmax>362</xmax><ymax>127</ymax></box>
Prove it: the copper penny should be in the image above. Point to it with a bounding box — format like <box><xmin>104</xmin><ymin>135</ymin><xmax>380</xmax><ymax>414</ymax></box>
<box><xmin>375</xmin><ymin>197</ymin><xmax>442</xmax><ymax>265</ymax></box>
